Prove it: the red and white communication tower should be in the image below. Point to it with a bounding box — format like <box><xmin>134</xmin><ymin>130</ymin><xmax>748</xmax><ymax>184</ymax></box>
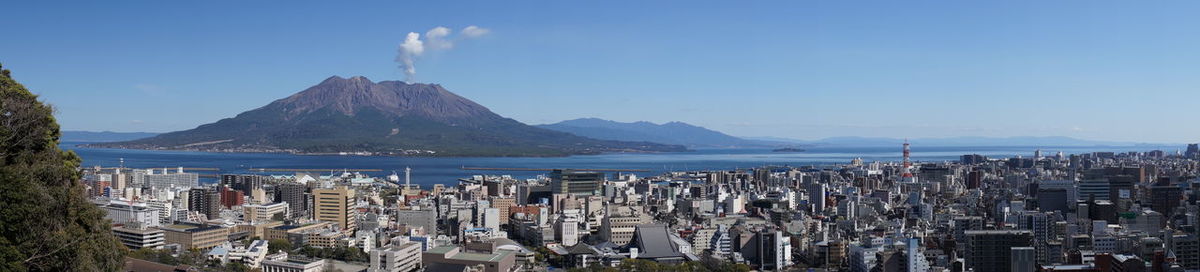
<box><xmin>901</xmin><ymin>138</ymin><xmax>913</xmax><ymax>178</ymax></box>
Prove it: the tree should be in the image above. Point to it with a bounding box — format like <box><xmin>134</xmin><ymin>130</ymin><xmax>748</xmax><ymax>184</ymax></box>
<box><xmin>0</xmin><ymin>63</ymin><xmax>126</xmax><ymax>271</ymax></box>
<box><xmin>268</xmin><ymin>239</ymin><xmax>293</xmax><ymax>254</ymax></box>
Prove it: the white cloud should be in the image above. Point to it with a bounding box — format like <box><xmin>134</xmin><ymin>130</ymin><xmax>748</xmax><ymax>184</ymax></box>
<box><xmin>461</xmin><ymin>25</ymin><xmax>490</xmax><ymax>38</ymax></box>
<box><xmin>425</xmin><ymin>26</ymin><xmax>453</xmax><ymax>50</ymax></box>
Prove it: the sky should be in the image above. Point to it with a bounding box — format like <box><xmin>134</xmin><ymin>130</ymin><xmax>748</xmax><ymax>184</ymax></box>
<box><xmin>3</xmin><ymin>1</ymin><xmax>1199</xmax><ymax>143</ymax></box>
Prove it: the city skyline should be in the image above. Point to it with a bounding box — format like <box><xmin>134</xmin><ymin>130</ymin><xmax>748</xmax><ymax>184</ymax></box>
<box><xmin>5</xmin><ymin>1</ymin><xmax>1200</xmax><ymax>142</ymax></box>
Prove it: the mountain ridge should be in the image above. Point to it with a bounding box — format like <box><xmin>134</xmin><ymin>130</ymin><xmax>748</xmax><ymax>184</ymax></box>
<box><xmin>741</xmin><ymin>135</ymin><xmax>1172</xmax><ymax>147</ymax></box>
<box><xmin>89</xmin><ymin>76</ymin><xmax>686</xmax><ymax>156</ymax></box>
<box><xmin>538</xmin><ymin>118</ymin><xmax>781</xmax><ymax>148</ymax></box>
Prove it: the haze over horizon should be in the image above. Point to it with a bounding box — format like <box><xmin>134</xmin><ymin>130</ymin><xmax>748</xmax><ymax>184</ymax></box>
<box><xmin>5</xmin><ymin>1</ymin><xmax>1200</xmax><ymax>142</ymax></box>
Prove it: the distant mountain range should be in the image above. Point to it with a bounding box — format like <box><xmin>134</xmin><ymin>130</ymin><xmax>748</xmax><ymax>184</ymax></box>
<box><xmin>61</xmin><ymin>131</ymin><xmax>158</xmax><ymax>142</ymax></box>
<box><xmin>87</xmin><ymin>76</ymin><xmax>685</xmax><ymax>156</ymax></box>
<box><xmin>743</xmin><ymin>136</ymin><xmax>1167</xmax><ymax>147</ymax></box>
<box><xmin>538</xmin><ymin>118</ymin><xmax>782</xmax><ymax>148</ymax></box>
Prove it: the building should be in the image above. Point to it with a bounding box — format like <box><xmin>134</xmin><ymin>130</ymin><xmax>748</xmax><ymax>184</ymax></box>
<box><xmin>207</xmin><ymin>240</ymin><xmax>270</xmax><ymax>268</ymax></box>
<box><xmin>550</xmin><ymin>170</ymin><xmax>603</xmax><ymax>196</ymax></box>
<box><xmin>134</xmin><ymin>168</ymin><xmax>199</xmax><ymax>190</ymax></box>
<box><xmin>739</xmin><ymin>229</ymin><xmax>786</xmax><ymax>269</ymax></box>
<box><xmin>244</xmin><ymin>202</ymin><xmax>289</xmax><ymax>224</ymax></box>
<box><xmin>422</xmin><ymin>246</ymin><xmax>516</xmax><ymax>272</ymax></box>
<box><xmin>275</xmin><ymin>183</ymin><xmax>310</xmax><ymax>219</ymax></box>
<box><xmin>188</xmin><ymin>187</ymin><xmax>221</xmax><ymax>220</ymax></box>
<box><xmin>1011</xmin><ymin>246</ymin><xmax>1035</xmax><ymax>272</ymax></box>
<box><xmin>395</xmin><ymin>208</ymin><xmax>437</xmax><ymax>235</ymax></box>
<box><xmin>601</xmin><ymin>206</ymin><xmax>650</xmax><ymax>246</ymax></box>
<box><xmin>100</xmin><ymin>201</ymin><xmax>162</xmax><ymax>228</ymax></box>
<box><xmin>370</xmin><ymin>241</ymin><xmax>423</xmax><ymax>272</ymax></box>
<box><xmin>159</xmin><ymin>223</ymin><xmax>230</xmax><ymax>250</ymax></box>
<box><xmin>1150</xmin><ymin>185</ymin><xmax>1182</xmax><ymax>217</ymax></box>
<box><xmin>964</xmin><ymin>230</ymin><xmax>1032</xmax><ymax>272</ymax></box>
<box><xmin>221</xmin><ymin>174</ymin><xmax>267</xmax><ymax>195</ymax></box>
<box><xmin>264</xmin><ymin>222</ymin><xmax>334</xmax><ymax>243</ymax></box>
<box><xmin>112</xmin><ymin>224</ymin><xmax>165</xmax><ymax>249</ymax></box>
<box><xmin>313</xmin><ymin>186</ymin><xmax>357</xmax><ymax>232</ymax></box>
<box><xmin>260</xmin><ymin>253</ymin><xmax>325</xmax><ymax>272</ymax></box>
<box><xmin>491</xmin><ymin>197</ymin><xmax>515</xmax><ymax>225</ymax></box>
<box><xmin>219</xmin><ymin>185</ymin><xmax>245</xmax><ymax>208</ymax></box>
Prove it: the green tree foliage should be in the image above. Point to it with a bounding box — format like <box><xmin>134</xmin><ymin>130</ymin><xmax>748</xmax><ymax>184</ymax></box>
<box><xmin>267</xmin><ymin>239</ymin><xmax>293</xmax><ymax>254</ymax></box>
<box><xmin>0</xmin><ymin>63</ymin><xmax>126</xmax><ymax>271</ymax></box>
<box><xmin>295</xmin><ymin>245</ymin><xmax>368</xmax><ymax>262</ymax></box>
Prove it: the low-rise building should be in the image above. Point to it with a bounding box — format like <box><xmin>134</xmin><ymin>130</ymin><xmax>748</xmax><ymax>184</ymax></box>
<box><xmin>112</xmin><ymin>224</ymin><xmax>165</xmax><ymax>249</ymax></box>
<box><xmin>260</xmin><ymin>252</ymin><xmax>325</xmax><ymax>272</ymax></box>
<box><xmin>158</xmin><ymin>223</ymin><xmax>230</xmax><ymax>250</ymax></box>
<box><xmin>423</xmin><ymin>245</ymin><xmax>516</xmax><ymax>272</ymax></box>
<box><xmin>370</xmin><ymin>241</ymin><xmax>422</xmax><ymax>272</ymax></box>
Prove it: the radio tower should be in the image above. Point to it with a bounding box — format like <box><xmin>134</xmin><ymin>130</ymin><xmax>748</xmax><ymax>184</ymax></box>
<box><xmin>404</xmin><ymin>167</ymin><xmax>411</xmax><ymax>194</ymax></box>
<box><xmin>901</xmin><ymin>139</ymin><xmax>913</xmax><ymax>178</ymax></box>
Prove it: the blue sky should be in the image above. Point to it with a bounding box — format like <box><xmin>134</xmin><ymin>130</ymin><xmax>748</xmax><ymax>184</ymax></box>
<box><xmin>3</xmin><ymin>1</ymin><xmax>1199</xmax><ymax>142</ymax></box>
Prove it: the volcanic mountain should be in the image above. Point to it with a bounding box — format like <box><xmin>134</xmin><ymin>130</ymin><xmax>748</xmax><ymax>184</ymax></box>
<box><xmin>93</xmin><ymin>76</ymin><xmax>686</xmax><ymax>156</ymax></box>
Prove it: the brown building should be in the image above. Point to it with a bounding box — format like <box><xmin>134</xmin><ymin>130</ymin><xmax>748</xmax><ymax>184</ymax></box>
<box><xmin>313</xmin><ymin>186</ymin><xmax>357</xmax><ymax>232</ymax></box>
<box><xmin>158</xmin><ymin>223</ymin><xmax>230</xmax><ymax>250</ymax></box>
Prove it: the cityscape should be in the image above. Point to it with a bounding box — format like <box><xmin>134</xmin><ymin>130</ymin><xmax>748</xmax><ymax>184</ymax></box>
<box><xmin>77</xmin><ymin>142</ymin><xmax>1200</xmax><ymax>272</ymax></box>
<box><xmin>4</xmin><ymin>1</ymin><xmax>1200</xmax><ymax>272</ymax></box>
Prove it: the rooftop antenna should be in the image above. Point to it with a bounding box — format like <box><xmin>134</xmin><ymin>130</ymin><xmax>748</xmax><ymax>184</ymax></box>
<box><xmin>901</xmin><ymin>138</ymin><xmax>913</xmax><ymax>178</ymax></box>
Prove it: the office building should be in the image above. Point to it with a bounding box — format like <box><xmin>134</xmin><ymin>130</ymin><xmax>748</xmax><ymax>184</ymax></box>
<box><xmin>1011</xmin><ymin>247</ymin><xmax>1035</xmax><ymax>272</ymax></box>
<box><xmin>112</xmin><ymin>224</ymin><xmax>165</xmax><ymax>249</ymax></box>
<box><xmin>275</xmin><ymin>183</ymin><xmax>310</xmax><ymax>219</ymax></box>
<box><xmin>313</xmin><ymin>186</ymin><xmax>356</xmax><ymax>231</ymax></box>
<box><xmin>244</xmin><ymin>202</ymin><xmax>289</xmax><ymax>224</ymax></box>
<box><xmin>965</xmin><ymin>230</ymin><xmax>1032</xmax><ymax>272</ymax></box>
<box><xmin>134</xmin><ymin>168</ymin><xmax>199</xmax><ymax>190</ymax></box>
<box><xmin>550</xmin><ymin>170</ymin><xmax>603</xmax><ymax>196</ymax></box>
<box><xmin>189</xmin><ymin>187</ymin><xmax>221</xmax><ymax>220</ymax></box>
<box><xmin>370</xmin><ymin>241</ymin><xmax>422</xmax><ymax>272</ymax></box>
<box><xmin>159</xmin><ymin>223</ymin><xmax>230</xmax><ymax>250</ymax></box>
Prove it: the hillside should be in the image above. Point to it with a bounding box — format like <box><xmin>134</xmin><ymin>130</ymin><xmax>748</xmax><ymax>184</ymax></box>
<box><xmin>90</xmin><ymin>76</ymin><xmax>685</xmax><ymax>156</ymax></box>
<box><xmin>538</xmin><ymin>118</ymin><xmax>778</xmax><ymax>148</ymax></box>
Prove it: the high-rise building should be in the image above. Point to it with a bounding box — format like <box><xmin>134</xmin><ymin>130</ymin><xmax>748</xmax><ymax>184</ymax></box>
<box><xmin>313</xmin><ymin>186</ymin><xmax>357</xmax><ymax>232</ymax></box>
<box><xmin>275</xmin><ymin>183</ymin><xmax>310</xmax><ymax>219</ymax></box>
<box><xmin>1011</xmin><ymin>247</ymin><xmax>1036</xmax><ymax>272</ymax></box>
<box><xmin>221</xmin><ymin>174</ymin><xmax>267</xmax><ymax>195</ymax></box>
<box><xmin>964</xmin><ymin>230</ymin><xmax>1032</xmax><ymax>272</ymax></box>
<box><xmin>219</xmin><ymin>185</ymin><xmax>245</xmax><ymax>208</ymax></box>
<box><xmin>550</xmin><ymin>170</ymin><xmax>603</xmax><ymax>196</ymax></box>
<box><xmin>188</xmin><ymin>187</ymin><xmax>220</xmax><ymax>220</ymax></box>
<box><xmin>1151</xmin><ymin>185</ymin><xmax>1182</xmax><ymax>218</ymax></box>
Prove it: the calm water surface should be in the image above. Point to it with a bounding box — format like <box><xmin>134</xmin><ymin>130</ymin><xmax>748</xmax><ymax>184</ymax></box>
<box><xmin>62</xmin><ymin>142</ymin><xmax>1180</xmax><ymax>187</ymax></box>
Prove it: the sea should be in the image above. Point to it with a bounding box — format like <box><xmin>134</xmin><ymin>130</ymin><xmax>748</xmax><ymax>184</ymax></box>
<box><xmin>61</xmin><ymin>142</ymin><xmax>1183</xmax><ymax>188</ymax></box>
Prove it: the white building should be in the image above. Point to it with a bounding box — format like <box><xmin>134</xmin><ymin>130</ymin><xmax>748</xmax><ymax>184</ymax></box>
<box><xmin>369</xmin><ymin>241</ymin><xmax>422</xmax><ymax>272</ymax></box>
<box><xmin>100</xmin><ymin>201</ymin><xmax>161</xmax><ymax>227</ymax></box>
